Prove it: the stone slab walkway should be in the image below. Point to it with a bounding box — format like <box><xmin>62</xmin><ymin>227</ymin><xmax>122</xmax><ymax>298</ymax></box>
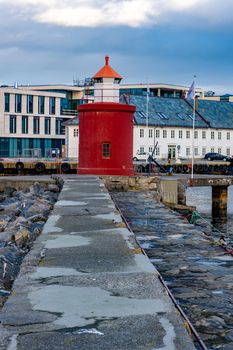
<box><xmin>0</xmin><ymin>176</ymin><xmax>195</xmax><ymax>350</ymax></box>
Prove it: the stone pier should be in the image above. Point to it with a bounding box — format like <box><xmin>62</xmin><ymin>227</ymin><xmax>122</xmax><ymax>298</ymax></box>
<box><xmin>0</xmin><ymin>175</ymin><xmax>195</xmax><ymax>350</ymax></box>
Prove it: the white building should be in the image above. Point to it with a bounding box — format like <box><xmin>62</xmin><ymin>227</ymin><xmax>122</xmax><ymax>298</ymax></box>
<box><xmin>64</xmin><ymin>117</ymin><xmax>79</xmax><ymax>159</ymax></box>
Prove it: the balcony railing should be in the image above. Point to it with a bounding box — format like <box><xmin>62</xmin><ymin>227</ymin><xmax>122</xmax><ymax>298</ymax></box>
<box><xmin>61</xmin><ymin>108</ymin><xmax>78</xmax><ymax>116</ymax></box>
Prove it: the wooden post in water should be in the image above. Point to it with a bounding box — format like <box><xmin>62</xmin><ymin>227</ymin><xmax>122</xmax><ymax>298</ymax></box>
<box><xmin>212</xmin><ymin>185</ymin><xmax>228</xmax><ymax>221</ymax></box>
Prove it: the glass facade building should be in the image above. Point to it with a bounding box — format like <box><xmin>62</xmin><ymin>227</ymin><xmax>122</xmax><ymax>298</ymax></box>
<box><xmin>0</xmin><ymin>137</ymin><xmax>64</xmax><ymax>157</ymax></box>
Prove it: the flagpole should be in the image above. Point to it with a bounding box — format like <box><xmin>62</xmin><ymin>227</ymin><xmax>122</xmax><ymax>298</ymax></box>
<box><xmin>146</xmin><ymin>83</ymin><xmax>149</xmax><ymax>156</ymax></box>
<box><xmin>191</xmin><ymin>75</ymin><xmax>196</xmax><ymax>179</ymax></box>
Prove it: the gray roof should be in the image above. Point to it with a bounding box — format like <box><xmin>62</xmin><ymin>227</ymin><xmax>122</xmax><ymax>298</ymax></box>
<box><xmin>197</xmin><ymin>100</ymin><xmax>233</xmax><ymax>129</ymax></box>
<box><xmin>130</xmin><ymin>96</ymin><xmax>233</xmax><ymax>129</ymax></box>
<box><xmin>63</xmin><ymin>116</ymin><xmax>79</xmax><ymax>126</ymax></box>
<box><xmin>65</xmin><ymin>97</ymin><xmax>233</xmax><ymax>130</ymax></box>
<box><xmin>130</xmin><ymin>96</ymin><xmax>207</xmax><ymax>128</ymax></box>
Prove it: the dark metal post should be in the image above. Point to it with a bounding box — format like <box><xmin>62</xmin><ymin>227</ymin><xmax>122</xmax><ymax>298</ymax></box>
<box><xmin>212</xmin><ymin>185</ymin><xmax>228</xmax><ymax>222</ymax></box>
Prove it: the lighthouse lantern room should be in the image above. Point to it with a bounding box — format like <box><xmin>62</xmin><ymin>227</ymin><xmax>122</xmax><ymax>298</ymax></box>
<box><xmin>93</xmin><ymin>55</ymin><xmax>122</xmax><ymax>103</ymax></box>
<box><xmin>78</xmin><ymin>56</ymin><xmax>136</xmax><ymax>176</ymax></box>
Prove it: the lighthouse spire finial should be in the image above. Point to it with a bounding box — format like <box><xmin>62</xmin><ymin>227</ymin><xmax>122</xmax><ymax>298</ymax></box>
<box><xmin>93</xmin><ymin>55</ymin><xmax>122</xmax><ymax>80</ymax></box>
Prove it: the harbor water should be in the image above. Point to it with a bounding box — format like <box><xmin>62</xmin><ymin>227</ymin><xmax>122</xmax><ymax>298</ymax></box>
<box><xmin>186</xmin><ymin>185</ymin><xmax>233</xmax><ymax>240</ymax></box>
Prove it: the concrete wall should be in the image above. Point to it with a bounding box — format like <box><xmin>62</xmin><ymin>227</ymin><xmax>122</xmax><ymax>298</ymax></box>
<box><xmin>102</xmin><ymin>176</ymin><xmax>159</xmax><ymax>192</ymax></box>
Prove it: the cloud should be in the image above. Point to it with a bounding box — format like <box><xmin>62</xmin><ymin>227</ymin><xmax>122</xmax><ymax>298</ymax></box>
<box><xmin>0</xmin><ymin>0</ymin><xmax>206</xmax><ymax>28</ymax></box>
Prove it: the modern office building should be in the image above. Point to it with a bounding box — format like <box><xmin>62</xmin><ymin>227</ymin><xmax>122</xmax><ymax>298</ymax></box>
<box><xmin>120</xmin><ymin>83</ymin><xmax>204</xmax><ymax>99</ymax></box>
<box><xmin>0</xmin><ymin>86</ymin><xmax>76</xmax><ymax>157</ymax></box>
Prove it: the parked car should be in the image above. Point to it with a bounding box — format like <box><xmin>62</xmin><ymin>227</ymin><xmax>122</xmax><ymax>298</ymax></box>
<box><xmin>204</xmin><ymin>152</ymin><xmax>231</xmax><ymax>161</ymax></box>
<box><xmin>133</xmin><ymin>151</ymin><xmax>149</xmax><ymax>162</ymax></box>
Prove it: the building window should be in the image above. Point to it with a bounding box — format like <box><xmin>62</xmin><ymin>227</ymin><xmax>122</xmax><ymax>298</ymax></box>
<box><xmin>202</xmin><ymin>131</ymin><xmax>206</xmax><ymax>139</ymax></box>
<box><xmin>155</xmin><ymin>148</ymin><xmax>160</xmax><ymax>156</ymax></box>
<box><xmin>9</xmin><ymin>115</ymin><xmax>16</xmax><ymax>133</ymax></box>
<box><xmin>157</xmin><ymin>112</ymin><xmax>168</xmax><ymax>120</ymax></box>
<box><xmin>186</xmin><ymin>130</ymin><xmax>190</xmax><ymax>139</ymax></box>
<box><xmin>139</xmin><ymin>146</ymin><xmax>144</xmax><ymax>154</ymax></box>
<box><xmin>27</xmin><ymin>95</ymin><xmax>33</xmax><ymax>114</ymax></box>
<box><xmin>38</xmin><ymin>96</ymin><xmax>45</xmax><ymax>114</ymax></box>
<box><xmin>218</xmin><ymin>131</ymin><xmax>221</xmax><ymax>140</ymax></box>
<box><xmin>227</xmin><ymin>132</ymin><xmax>230</xmax><ymax>140</ymax></box>
<box><xmin>49</xmin><ymin>97</ymin><xmax>56</xmax><ymax>115</ymax></box>
<box><xmin>171</xmin><ymin>130</ymin><xmax>175</xmax><ymax>138</ymax></box>
<box><xmin>202</xmin><ymin>147</ymin><xmax>206</xmax><ymax>156</ymax></box>
<box><xmin>4</xmin><ymin>93</ymin><xmax>10</xmax><ymax>112</ymax></box>
<box><xmin>211</xmin><ymin>131</ymin><xmax>215</xmax><ymax>140</ymax></box>
<box><xmin>44</xmin><ymin>118</ymin><xmax>51</xmax><ymax>135</ymax></box>
<box><xmin>227</xmin><ymin>148</ymin><xmax>230</xmax><ymax>156</ymax></box>
<box><xmin>211</xmin><ymin>147</ymin><xmax>215</xmax><ymax>153</ymax></box>
<box><xmin>194</xmin><ymin>130</ymin><xmax>198</xmax><ymax>139</ymax></box>
<box><xmin>179</xmin><ymin>130</ymin><xmax>182</xmax><ymax>139</ymax></box>
<box><xmin>56</xmin><ymin>118</ymin><xmax>64</xmax><ymax>135</ymax></box>
<box><xmin>177</xmin><ymin>113</ymin><xmax>184</xmax><ymax>120</ymax></box>
<box><xmin>33</xmin><ymin>117</ymin><xmax>40</xmax><ymax>134</ymax></box>
<box><xmin>149</xmin><ymin>129</ymin><xmax>153</xmax><ymax>138</ymax></box>
<box><xmin>140</xmin><ymin>129</ymin><xmax>144</xmax><ymax>138</ymax></box>
<box><xmin>218</xmin><ymin>148</ymin><xmax>221</xmax><ymax>154</ymax></box>
<box><xmin>163</xmin><ymin>130</ymin><xmax>167</xmax><ymax>138</ymax></box>
<box><xmin>22</xmin><ymin>116</ymin><xmax>28</xmax><ymax>134</ymax></box>
<box><xmin>15</xmin><ymin>94</ymin><xmax>22</xmax><ymax>113</ymax></box>
<box><xmin>74</xmin><ymin>129</ymin><xmax>79</xmax><ymax>137</ymax></box>
<box><xmin>155</xmin><ymin>129</ymin><xmax>160</xmax><ymax>138</ymax></box>
<box><xmin>194</xmin><ymin>147</ymin><xmax>198</xmax><ymax>156</ymax></box>
<box><xmin>186</xmin><ymin>148</ymin><xmax>190</xmax><ymax>156</ymax></box>
<box><xmin>102</xmin><ymin>143</ymin><xmax>110</xmax><ymax>158</ymax></box>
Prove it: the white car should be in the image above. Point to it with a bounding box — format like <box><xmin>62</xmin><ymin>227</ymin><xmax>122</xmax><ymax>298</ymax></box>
<box><xmin>133</xmin><ymin>152</ymin><xmax>151</xmax><ymax>162</ymax></box>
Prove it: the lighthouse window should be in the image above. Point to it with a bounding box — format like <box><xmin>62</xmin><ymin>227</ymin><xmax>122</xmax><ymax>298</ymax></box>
<box><xmin>102</xmin><ymin>143</ymin><xmax>110</xmax><ymax>158</ymax></box>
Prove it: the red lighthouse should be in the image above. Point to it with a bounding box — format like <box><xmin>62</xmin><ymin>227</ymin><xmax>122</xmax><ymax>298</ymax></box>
<box><xmin>78</xmin><ymin>56</ymin><xmax>136</xmax><ymax>176</ymax></box>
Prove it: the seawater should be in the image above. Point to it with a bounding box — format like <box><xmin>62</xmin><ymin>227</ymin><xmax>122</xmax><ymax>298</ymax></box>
<box><xmin>186</xmin><ymin>185</ymin><xmax>233</xmax><ymax>238</ymax></box>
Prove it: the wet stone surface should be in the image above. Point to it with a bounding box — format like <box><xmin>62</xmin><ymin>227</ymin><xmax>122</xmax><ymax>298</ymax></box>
<box><xmin>0</xmin><ymin>180</ymin><xmax>62</xmax><ymax>307</ymax></box>
<box><xmin>0</xmin><ymin>177</ymin><xmax>195</xmax><ymax>350</ymax></box>
<box><xmin>112</xmin><ymin>191</ymin><xmax>233</xmax><ymax>350</ymax></box>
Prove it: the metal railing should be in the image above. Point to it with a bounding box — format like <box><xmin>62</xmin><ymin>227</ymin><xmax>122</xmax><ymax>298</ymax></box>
<box><xmin>61</xmin><ymin>109</ymin><xmax>78</xmax><ymax>116</ymax></box>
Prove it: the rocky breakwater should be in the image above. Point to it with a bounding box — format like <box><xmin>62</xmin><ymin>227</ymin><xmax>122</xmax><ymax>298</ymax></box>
<box><xmin>0</xmin><ymin>180</ymin><xmax>62</xmax><ymax>306</ymax></box>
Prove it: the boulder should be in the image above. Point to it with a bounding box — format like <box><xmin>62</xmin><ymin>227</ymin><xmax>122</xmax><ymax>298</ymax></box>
<box><xmin>15</xmin><ymin>228</ymin><xmax>30</xmax><ymax>245</ymax></box>
<box><xmin>0</xmin><ymin>195</ymin><xmax>6</xmax><ymax>202</ymax></box>
<box><xmin>28</xmin><ymin>214</ymin><xmax>47</xmax><ymax>223</ymax></box>
<box><xmin>46</xmin><ymin>184</ymin><xmax>60</xmax><ymax>193</ymax></box>
<box><xmin>4</xmin><ymin>187</ymin><xmax>17</xmax><ymax>197</ymax></box>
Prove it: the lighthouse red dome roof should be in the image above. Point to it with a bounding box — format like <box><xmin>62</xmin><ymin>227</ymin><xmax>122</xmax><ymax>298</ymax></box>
<box><xmin>93</xmin><ymin>55</ymin><xmax>122</xmax><ymax>79</ymax></box>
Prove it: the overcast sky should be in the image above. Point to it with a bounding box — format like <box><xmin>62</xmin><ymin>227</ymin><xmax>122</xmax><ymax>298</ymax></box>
<box><xmin>0</xmin><ymin>0</ymin><xmax>232</xmax><ymax>94</ymax></box>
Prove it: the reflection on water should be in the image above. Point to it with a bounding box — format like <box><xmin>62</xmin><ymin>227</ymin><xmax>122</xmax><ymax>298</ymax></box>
<box><xmin>186</xmin><ymin>185</ymin><xmax>233</xmax><ymax>238</ymax></box>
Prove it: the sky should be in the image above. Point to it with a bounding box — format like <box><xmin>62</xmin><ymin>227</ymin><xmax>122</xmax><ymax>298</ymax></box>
<box><xmin>0</xmin><ymin>0</ymin><xmax>232</xmax><ymax>94</ymax></box>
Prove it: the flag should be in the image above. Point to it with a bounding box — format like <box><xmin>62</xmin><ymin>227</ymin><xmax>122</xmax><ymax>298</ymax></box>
<box><xmin>187</xmin><ymin>81</ymin><xmax>195</xmax><ymax>99</ymax></box>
